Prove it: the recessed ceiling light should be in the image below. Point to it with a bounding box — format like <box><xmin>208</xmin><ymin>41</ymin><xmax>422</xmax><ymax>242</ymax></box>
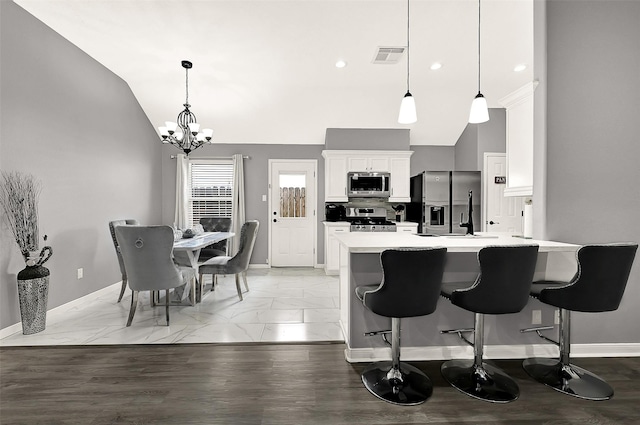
<box><xmin>514</xmin><ymin>64</ymin><xmax>527</xmax><ymax>72</ymax></box>
<box><xmin>335</xmin><ymin>60</ymin><xmax>347</xmax><ymax>68</ymax></box>
<box><xmin>430</xmin><ymin>62</ymin><xmax>442</xmax><ymax>70</ymax></box>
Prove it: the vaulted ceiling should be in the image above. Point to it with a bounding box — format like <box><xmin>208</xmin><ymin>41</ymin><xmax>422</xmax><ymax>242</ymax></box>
<box><xmin>14</xmin><ymin>0</ymin><xmax>534</xmax><ymax>146</ymax></box>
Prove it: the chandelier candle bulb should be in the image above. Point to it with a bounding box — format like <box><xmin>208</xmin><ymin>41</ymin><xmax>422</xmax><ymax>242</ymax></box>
<box><xmin>188</xmin><ymin>122</ymin><xmax>200</xmax><ymax>135</ymax></box>
<box><xmin>165</xmin><ymin>121</ymin><xmax>177</xmax><ymax>133</ymax></box>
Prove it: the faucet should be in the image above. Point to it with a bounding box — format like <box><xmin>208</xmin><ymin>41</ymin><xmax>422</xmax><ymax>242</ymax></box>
<box><xmin>460</xmin><ymin>190</ymin><xmax>474</xmax><ymax>235</ymax></box>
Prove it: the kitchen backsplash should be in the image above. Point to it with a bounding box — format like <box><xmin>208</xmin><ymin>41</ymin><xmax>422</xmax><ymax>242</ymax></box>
<box><xmin>326</xmin><ymin>199</ymin><xmax>406</xmax><ymax>221</ymax></box>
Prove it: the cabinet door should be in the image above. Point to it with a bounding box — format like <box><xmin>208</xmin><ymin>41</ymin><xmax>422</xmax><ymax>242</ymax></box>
<box><xmin>369</xmin><ymin>157</ymin><xmax>390</xmax><ymax>172</ymax></box>
<box><xmin>347</xmin><ymin>156</ymin><xmax>390</xmax><ymax>172</ymax></box>
<box><xmin>325</xmin><ymin>225</ymin><xmax>349</xmax><ymax>274</ymax></box>
<box><xmin>389</xmin><ymin>157</ymin><xmax>411</xmax><ymax>202</ymax></box>
<box><xmin>347</xmin><ymin>157</ymin><xmax>369</xmax><ymax>172</ymax></box>
<box><xmin>325</xmin><ymin>156</ymin><xmax>348</xmax><ymax>202</ymax></box>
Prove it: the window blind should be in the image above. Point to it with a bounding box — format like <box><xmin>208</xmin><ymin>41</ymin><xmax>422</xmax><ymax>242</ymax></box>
<box><xmin>188</xmin><ymin>160</ymin><xmax>234</xmax><ymax>227</ymax></box>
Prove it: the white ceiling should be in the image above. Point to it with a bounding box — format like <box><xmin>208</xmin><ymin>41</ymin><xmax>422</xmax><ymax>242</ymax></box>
<box><xmin>14</xmin><ymin>0</ymin><xmax>534</xmax><ymax>146</ymax></box>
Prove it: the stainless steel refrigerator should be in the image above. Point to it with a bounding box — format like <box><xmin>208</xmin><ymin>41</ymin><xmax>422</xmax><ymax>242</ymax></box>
<box><xmin>406</xmin><ymin>171</ymin><xmax>481</xmax><ymax>235</ymax></box>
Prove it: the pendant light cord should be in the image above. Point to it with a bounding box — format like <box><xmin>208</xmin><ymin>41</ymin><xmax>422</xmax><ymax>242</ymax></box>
<box><xmin>477</xmin><ymin>0</ymin><xmax>481</xmax><ymax>93</ymax></box>
<box><xmin>185</xmin><ymin>66</ymin><xmax>189</xmax><ymax>105</ymax></box>
<box><xmin>406</xmin><ymin>0</ymin><xmax>411</xmax><ymax>92</ymax></box>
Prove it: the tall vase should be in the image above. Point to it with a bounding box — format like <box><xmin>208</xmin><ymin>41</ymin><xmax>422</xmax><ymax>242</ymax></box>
<box><xmin>16</xmin><ymin>265</ymin><xmax>50</xmax><ymax>335</ymax></box>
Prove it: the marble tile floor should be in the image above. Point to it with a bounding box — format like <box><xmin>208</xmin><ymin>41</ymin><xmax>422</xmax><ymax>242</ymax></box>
<box><xmin>0</xmin><ymin>268</ymin><xmax>344</xmax><ymax>346</ymax></box>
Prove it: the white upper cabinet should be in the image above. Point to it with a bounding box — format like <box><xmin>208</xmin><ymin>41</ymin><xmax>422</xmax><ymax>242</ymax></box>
<box><xmin>499</xmin><ymin>82</ymin><xmax>538</xmax><ymax>197</ymax></box>
<box><xmin>347</xmin><ymin>156</ymin><xmax>390</xmax><ymax>172</ymax></box>
<box><xmin>388</xmin><ymin>156</ymin><xmax>411</xmax><ymax>202</ymax></box>
<box><xmin>322</xmin><ymin>150</ymin><xmax>413</xmax><ymax>202</ymax></box>
<box><xmin>324</xmin><ymin>154</ymin><xmax>348</xmax><ymax>202</ymax></box>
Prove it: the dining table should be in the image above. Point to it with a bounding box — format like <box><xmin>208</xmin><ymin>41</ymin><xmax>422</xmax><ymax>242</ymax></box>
<box><xmin>172</xmin><ymin>231</ymin><xmax>235</xmax><ymax>303</ymax></box>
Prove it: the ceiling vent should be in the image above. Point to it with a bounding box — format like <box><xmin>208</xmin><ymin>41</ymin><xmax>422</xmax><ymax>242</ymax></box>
<box><xmin>372</xmin><ymin>47</ymin><xmax>405</xmax><ymax>64</ymax></box>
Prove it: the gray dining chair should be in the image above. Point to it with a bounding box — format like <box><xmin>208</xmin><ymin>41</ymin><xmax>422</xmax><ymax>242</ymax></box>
<box><xmin>115</xmin><ymin>225</ymin><xmax>196</xmax><ymax>326</ymax></box>
<box><xmin>108</xmin><ymin>219</ymin><xmax>139</xmax><ymax>302</ymax></box>
<box><xmin>198</xmin><ymin>220</ymin><xmax>259</xmax><ymax>301</ymax></box>
<box><xmin>198</xmin><ymin>217</ymin><xmax>232</xmax><ymax>262</ymax></box>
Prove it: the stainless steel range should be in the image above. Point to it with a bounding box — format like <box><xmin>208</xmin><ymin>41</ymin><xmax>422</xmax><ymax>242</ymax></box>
<box><xmin>346</xmin><ymin>207</ymin><xmax>396</xmax><ymax>232</ymax></box>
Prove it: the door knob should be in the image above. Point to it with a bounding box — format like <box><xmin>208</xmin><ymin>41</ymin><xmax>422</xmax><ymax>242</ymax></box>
<box><xmin>273</xmin><ymin>219</ymin><xmax>277</xmax><ymax>223</ymax></box>
<box><xmin>489</xmin><ymin>220</ymin><xmax>499</xmax><ymax>225</ymax></box>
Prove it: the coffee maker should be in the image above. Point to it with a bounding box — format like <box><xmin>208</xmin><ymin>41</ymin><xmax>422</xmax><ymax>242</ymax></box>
<box><xmin>325</xmin><ymin>204</ymin><xmax>346</xmax><ymax>222</ymax></box>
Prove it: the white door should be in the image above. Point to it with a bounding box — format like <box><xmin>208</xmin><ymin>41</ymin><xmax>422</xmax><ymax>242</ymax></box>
<box><xmin>483</xmin><ymin>153</ymin><xmax>524</xmax><ymax>233</ymax></box>
<box><xmin>269</xmin><ymin>160</ymin><xmax>317</xmax><ymax>267</ymax></box>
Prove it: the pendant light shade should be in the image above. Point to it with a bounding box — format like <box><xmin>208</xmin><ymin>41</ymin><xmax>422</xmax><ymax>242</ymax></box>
<box><xmin>469</xmin><ymin>0</ymin><xmax>489</xmax><ymax>124</ymax></box>
<box><xmin>398</xmin><ymin>0</ymin><xmax>416</xmax><ymax>124</ymax></box>
<box><xmin>398</xmin><ymin>92</ymin><xmax>417</xmax><ymax>124</ymax></box>
<box><xmin>469</xmin><ymin>93</ymin><xmax>489</xmax><ymax>123</ymax></box>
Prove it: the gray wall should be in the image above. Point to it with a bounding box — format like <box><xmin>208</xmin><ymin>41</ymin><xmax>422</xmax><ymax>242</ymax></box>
<box><xmin>0</xmin><ymin>1</ymin><xmax>162</xmax><ymax>330</ymax></box>
<box><xmin>545</xmin><ymin>0</ymin><xmax>640</xmax><ymax>343</ymax></box>
<box><xmin>454</xmin><ymin>108</ymin><xmax>506</xmax><ymax>171</ymax></box>
<box><xmin>325</xmin><ymin>128</ymin><xmax>410</xmax><ymax>151</ymax></box>
<box><xmin>160</xmin><ymin>143</ymin><xmax>455</xmax><ymax>265</ymax></box>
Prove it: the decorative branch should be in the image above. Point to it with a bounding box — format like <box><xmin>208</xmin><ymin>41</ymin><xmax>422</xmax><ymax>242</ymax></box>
<box><xmin>0</xmin><ymin>171</ymin><xmax>51</xmax><ymax>265</ymax></box>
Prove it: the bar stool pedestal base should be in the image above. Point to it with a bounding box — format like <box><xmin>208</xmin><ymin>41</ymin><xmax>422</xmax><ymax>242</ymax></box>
<box><xmin>362</xmin><ymin>361</ymin><xmax>433</xmax><ymax>406</ymax></box>
<box><xmin>441</xmin><ymin>360</ymin><xmax>519</xmax><ymax>403</ymax></box>
<box><xmin>523</xmin><ymin>358</ymin><xmax>613</xmax><ymax>401</ymax></box>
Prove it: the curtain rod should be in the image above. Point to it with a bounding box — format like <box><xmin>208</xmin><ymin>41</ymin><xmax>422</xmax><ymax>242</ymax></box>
<box><xmin>170</xmin><ymin>155</ymin><xmax>250</xmax><ymax>160</ymax></box>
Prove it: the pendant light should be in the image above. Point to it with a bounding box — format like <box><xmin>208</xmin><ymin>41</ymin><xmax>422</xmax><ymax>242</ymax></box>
<box><xmin>398</xmin><ymin>0</ymin><xmax>417</xmax><ymax>124</ymax></box>
<box><xmin>468</xmin><ymin>0</ymin><xmax>489</xmax><ymax>124</ymax></box>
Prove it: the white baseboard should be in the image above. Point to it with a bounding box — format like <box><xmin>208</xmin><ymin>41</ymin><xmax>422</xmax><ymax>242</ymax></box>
<box><xmin>248</xmin><ymin>264</ymin><xmax>270</xmax><ymax>269</ymax></box>
<box><xmin>0</xmin><ymin>281</ymin><xmax>122</xmax><ymax>339</ymax></box>
<box><xmin>344</xmin><ymin>343</ymin><xmax>640</xmax><ymax>363</ymax></box>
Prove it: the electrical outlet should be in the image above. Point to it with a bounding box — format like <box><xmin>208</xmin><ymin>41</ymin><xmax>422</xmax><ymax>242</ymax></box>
<box><xmin>554</xmin><ymin>309</ymin><xmax>560</xmax><ymax>324</ymax></box>
<box><xmin>532</xmin><ymin>310</ymin><xmax>542</xmax><ymax>325</ymax></box>
<box><xmin>77</xmin><ymin>268</ymin><xmax>83</xmax><ymax>279</ymax></box>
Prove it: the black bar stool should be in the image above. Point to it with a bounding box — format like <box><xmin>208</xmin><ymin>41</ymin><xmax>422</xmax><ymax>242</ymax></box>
<box><xmin>440</xmin><ymin>244</ymin><xmax>539</xmax><ymax>403</ymax></box>
<box><xmin>355</xmin><ymin>247</ymin><xmax>447</xmax><ymax>405</ymax></box>
<box><xmin>522</xmin><ymin>243</ymin><xmax>637</xmax><ymax>400</ymax></box>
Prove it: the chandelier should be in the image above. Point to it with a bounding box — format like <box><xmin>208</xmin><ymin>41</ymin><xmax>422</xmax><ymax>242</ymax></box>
<box><xmin>158</xmin><ymin>60</ymin><xmax>213</xmax><ymax>155</ymax></box>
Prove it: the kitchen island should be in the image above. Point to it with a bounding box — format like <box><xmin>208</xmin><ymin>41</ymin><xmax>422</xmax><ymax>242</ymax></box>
<box><xmin>334</xmin><ymin>232</ymin><xmax>579</xmax><ymax>363</ymax></box>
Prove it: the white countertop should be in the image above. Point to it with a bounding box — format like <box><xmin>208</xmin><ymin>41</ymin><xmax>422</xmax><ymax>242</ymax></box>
<box><xmin>334</xmin><ymin>232</ymin><xmax>579</xmax><ymax>253</ymax></box>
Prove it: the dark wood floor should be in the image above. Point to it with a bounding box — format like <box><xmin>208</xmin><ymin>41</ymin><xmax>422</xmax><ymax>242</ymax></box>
<box><xmin>1</xmin><ymin>343</ymin><xmax>639</xmax><ymax>425</ymax></box>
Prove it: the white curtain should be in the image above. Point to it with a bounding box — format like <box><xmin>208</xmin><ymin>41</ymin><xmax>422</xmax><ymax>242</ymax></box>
<box><xmin>174</xmin><ymin>153</ymin><xmax>189</xmax><ymax>230</ymax></box>
<box><xmin>230</xmin><ymin>154</ymin><xmax>246</xmax><ymax>255</ymax></box>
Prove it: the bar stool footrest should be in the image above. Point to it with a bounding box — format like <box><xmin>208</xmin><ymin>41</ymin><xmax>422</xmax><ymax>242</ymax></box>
<box><xmin>362</xmin><ymin>361</ymin><xmax>433</xmax><ymax>406</ymax></box>
<box><xmin>441</xmin><ymin>359</ymin><xmax>520</xmax><ymax>403</ymax></box>
<box><xmin>522</xmin><ymin>357</ymin><xmax>613</xmax><ymax>401</ymax></box>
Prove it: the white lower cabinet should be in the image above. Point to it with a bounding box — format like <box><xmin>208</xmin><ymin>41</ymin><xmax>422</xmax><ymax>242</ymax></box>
<box><xmin>395</xmin><ymin>222</ymin><xmax>418</xmax><ymax>234</ymax></box>
<box><xmin>324</xmin><ymin>222</ymin><xmax>350</xmax><ymax>275</ymax></box>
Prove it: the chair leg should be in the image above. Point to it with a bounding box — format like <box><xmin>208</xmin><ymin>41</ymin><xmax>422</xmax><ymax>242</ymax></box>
<box><xmin>117</xmin><ymin>276</ymin><xmax>127</xmax><ymax>303</ymax></box>
<box><xmin>190</xmin><ymin>276</ymin><xmax>197</xmax><ymax>306</ymax></box>
<box><xmin>441</xmin><ymin>313</ymin><xmax>520</xmax><ymax>403</ymax></box>
<box><xmin>242</xmin><ymin>271</ymin><xmax>249</xmax><ymax>292</ymax></box>
<box><xmin>126</xmin><ymin>290</ymin><xmax>139</xmax><ymax>327</ymax></box>
<box><xmin>165</xmin><ymin>289</ymin><xmax>170</xmax><ymax>326</ymax></box>
<box><xmin>522</xmin><ymin>308</ymin><xmax>614</xmax><ymax>400</ymax></box>
<box><xmin>235</xmin><ymin>274</ymin><xmax>243</xmax><ymax>301</ymax></box>
<box><xmin>361</xmin><ymin>318</ymin><xmax>433</xmax><ymax>405</ymax></box>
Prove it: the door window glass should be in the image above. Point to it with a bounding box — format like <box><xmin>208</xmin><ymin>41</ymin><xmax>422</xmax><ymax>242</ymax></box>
<box><xmin>279</xmin><ymin>174</ymin><xmax>306</xmax><ymax>218</ymax></box>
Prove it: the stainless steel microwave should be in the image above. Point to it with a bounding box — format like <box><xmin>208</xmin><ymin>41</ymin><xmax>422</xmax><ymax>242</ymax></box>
<box><xmin>347</xmin><ymin>172</ymin><xmax>390</xmax><ymax>198</ymax></box>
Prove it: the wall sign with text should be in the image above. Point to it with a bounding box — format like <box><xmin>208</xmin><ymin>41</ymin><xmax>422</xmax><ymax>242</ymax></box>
<box><xmin>494</xmin><ymin>176</ymin><xmax>506</xmax><ymax>184</ymax></box>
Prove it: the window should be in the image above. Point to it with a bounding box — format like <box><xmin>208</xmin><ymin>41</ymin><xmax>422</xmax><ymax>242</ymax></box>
<box><xmin>188</xmin><ymin>160</ymin><xmax>233</xmax><ymax>228</ymax></box>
